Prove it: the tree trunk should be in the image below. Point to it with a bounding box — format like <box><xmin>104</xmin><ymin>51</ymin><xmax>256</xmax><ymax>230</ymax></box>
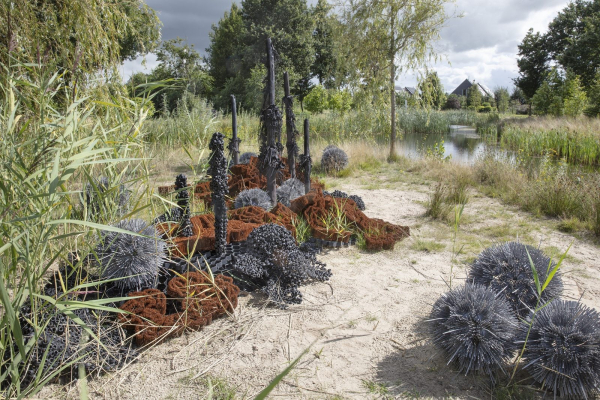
<box><xmin>389</xmin><ymin>9</ymin><xmax>396</xmax><ymax>159</ymax></box>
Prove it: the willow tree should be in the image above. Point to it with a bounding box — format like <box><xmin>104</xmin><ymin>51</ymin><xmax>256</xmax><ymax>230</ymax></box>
<box><xmin>340</xmin><ymin>0</ymin><xmax>454</xmax><ymax>158</ymax></box>
<box><xmin>1</xmin><ymin>0</ymin><xmax>160</xmax><ymax>72</ymax></box>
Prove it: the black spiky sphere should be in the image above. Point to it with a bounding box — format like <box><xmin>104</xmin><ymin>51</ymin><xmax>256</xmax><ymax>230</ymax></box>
<box><xmin>517</xmin><ymin>300</ymin><xmax>600</xmax><ymax>399</ymax></box>
<box><xmin>349</xmin><ymin>195</ymin><xmax>366</xmax><ymax>211</ymax></box>
<box><xmin>276</xmin><ymin>178</ymin><xmax>305</xmax><ymax>207</ymax></box>
<box><xmin>429</xmin><ymin>284</ymin><xmax>518</xmax><ymax>379</ymax></box>
<box><xmin>321</xmin><ymin>147</ymin><xmax>348</xmax><ymax>174</ymax></box>
<box><xmin>239</xmin><ymin>152</ymin><xmax>257</xmax><ymax>165</ymax></box>
<box><xmin>234</xmin><ymin>188</ymin><xmax>272</xmax><ymax>211</ymax></box>
<box><xmin>468</xmin><ymin>242</ymin><xmax>563</xmax><ymax>319</ymax></box>
<box><xmin>94</xmin><ymin>219</ymin><xmax>166</xmax><ymax>292</ymax></box>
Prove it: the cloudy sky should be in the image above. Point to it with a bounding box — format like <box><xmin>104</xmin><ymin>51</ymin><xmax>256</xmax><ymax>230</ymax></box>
<box><xmin>122</xmin><ymin>0</ymin><xmax>571</xmax><ymax>93</ymax></box>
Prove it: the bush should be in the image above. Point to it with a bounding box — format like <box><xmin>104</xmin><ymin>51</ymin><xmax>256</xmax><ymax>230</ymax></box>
<box><xmin>305</xmin><ymin>85</ymin><xmax>329</xmax><ymax>114</ymax></box>
<box><xmin>445</xmin><ymin>94</ymin><xmax>461</xmax><ymax>110</ymax></box>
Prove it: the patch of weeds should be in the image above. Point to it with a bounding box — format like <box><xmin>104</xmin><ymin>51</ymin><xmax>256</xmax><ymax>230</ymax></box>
<box><xmin>292</xmin><ymin>215</ymin><xmax>311</xmax><ymax>244</ymax></box>
<box><xmin>474</xmin><ymin>223</ymin><xmax>513</xmax><ymax>240</ymax></box>
<box><xmin>365</xmin><ymin>313</ymin><xmax>378</xmax><ymax>322</ymax></box>
<box><xmin>359</xmin><ymin>157</ymin><xmax>384</xmax><ymax>172</ymax></box>
<box><xmin>361</xmin><ymin>380</ymin><xmax>389</xmax><ymax>396</ymax></box>
<box><xmin>557</xmin><ymin>216</ymin><xmax>584</xmax><ymax>233</ymax></box>
<box><xmin>202</xmin><ymin>375</ymin><xmax>237</xmax><ymax>400</ymax></box>
<box><xmin>335</xmin><ymin>167</ymin><xmax>353</xmax><ymax>178</ymax></box>
<box><xmin>425</xmin><ymin>183</ymin><xmax>452</xmax><ymax>220</ymax></box>
<box><xmin>410</xmin><ymin>239</ymin><xmax>445</xmax><ymax>253</ymax></box>
<box><xmin>446</xmin><ymin>180</ymin><xmax>470</xmax><ymax>205</ymax></box>
<box><xmin>347</xmin><ymin>320</ymin><xmax>357</xmax><ymax>328</ymax></box>
<box><xmin>489</xmin><ymin>381</ymin><xmax>537</xmax><ymax>400</ymax></box>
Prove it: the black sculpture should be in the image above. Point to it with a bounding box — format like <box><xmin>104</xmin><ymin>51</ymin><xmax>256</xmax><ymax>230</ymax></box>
<box><xmin>175</xmin><ymin>174</ymin><xmax>193</xmax><ymax>238</ymax></box>
<box><xmin>227</xmin><ymin>95</ymin><xmax>241</xmax><ymax>166</ymax></box>
<box><xmin>258</xmin><ymin>38</ymin><xmax>284</xmax><ymax>206</ymax></box>
<box><xmin>468</xmin><ymin>242</ymin><xmax>563</xmax><ymax>318</ymax></box>
<box><xmin>209</xmin><ymin>132</ymin><xmax>229</xmax><ymax>255</ymax></box>
<box><xmin>517</xmin><ymin>300</ymin><xmax>600</xmax><ymax>399</ymax></box>
<box><xmin>299</xmin><ymin>118</ymin><xmax>312</xmax><ymax>194</ymax></box>
<box><xmin>283</xmin><ymin>71</ymin><xmax>299</xmax><ymax>179</ymax></box>
<box><xmin>429</xmin><ymin>284</ymin><xmax>518</xmax><ymax>380</ymax></box>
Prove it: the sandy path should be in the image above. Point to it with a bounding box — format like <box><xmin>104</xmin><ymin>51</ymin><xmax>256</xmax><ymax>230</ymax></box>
<box><xmin>42</xmin><ymin>178</ymin><xmax>600</xmax><ymax>400</ymax></box>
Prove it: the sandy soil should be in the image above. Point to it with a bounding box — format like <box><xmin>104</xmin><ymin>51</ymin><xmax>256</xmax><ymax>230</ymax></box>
<box><xmin>40</xmin><ymin>175</ymin><xmax>600</xmax><ymax>400</ymax></box>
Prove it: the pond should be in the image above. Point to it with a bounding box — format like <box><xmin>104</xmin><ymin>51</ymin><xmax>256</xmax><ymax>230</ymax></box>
<box><xmin>396</xmin><ymin>125</ymin><xmax>510</xmax><ymax>165</ymax></box>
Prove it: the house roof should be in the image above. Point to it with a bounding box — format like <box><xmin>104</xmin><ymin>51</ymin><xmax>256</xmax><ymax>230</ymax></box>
<box><xmin>394</xmin><ymin>86</ymin><xmax>417</xmax><ymax>95</ymax></box>
<box><xmin>451</xmin><ymin>79</ymin><xmax>493</xmax><ymax>97</ymax></box>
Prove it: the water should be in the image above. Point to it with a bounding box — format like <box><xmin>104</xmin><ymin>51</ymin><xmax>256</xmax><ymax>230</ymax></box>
<box><xmin>395</xmin><ymin>125</ymin><xmax>510</xmax><ymax>164</ymax></box>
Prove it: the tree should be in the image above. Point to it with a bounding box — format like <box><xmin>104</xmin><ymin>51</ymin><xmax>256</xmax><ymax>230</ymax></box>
<box><xmin>418</xmin><ymin>71</ymin><xmax>446</xmax><ymax>110</ymax></box>
<box><xmin>585</xmin><ymin>72</ymin><xmax>600</xmax><ymax>117</ymax></box>
<box><xmin>514</xmin><ymin>29</ymin><xmax>549</xmax><ymax>108</ymax></box>
<box><xmin>494</xmin><ymin>87</ymin><xmax>510</xmax><ymax>113</ymax></box>
<box><xmin>445</xmin><ymin>94</ymin><xmax>461</xmax><ymax>110</ymax></box>
<box><xmin>312</xmin><ymin>0</ymin><xmax>341</xmax><ymax>88</ymax></box>
<box><xmin>0</xmin><ymin>0</ymin><xmax>160</xmax><ymax>72</ymax></box>
<box><xmin>129</xmin><ymin>38</ymin><xmax>212</xmax><ymax>113</ymax></box>
<box><xmin>304</xmin><ymin>84</ymin><xmax>329</xmax><ymax>113</ymax></box>
<box><xmin>241</xmin><ymin>0</ymin><xmax>315</xmax><ymax>97</ymax></box>
<box><xmin>545</xmin><ymin>0</ymin><xmax>600</xmax><ymax>87</ymax></box>
<box><xmin>563</xmin><ymin>73</ymin><xmax>588</xmax><ymax>117</ymax></box>
<box><xmin>531</xmin><ymin>68</ymin><xmax>565</xmax><ymax>116</ymax></box>
<box><xmin>340</xmin><ymin>0</ymin><xmax>453</xmax><ymax>159</ymax></box>
<box><xmin>467</xmin><ymin>84</ymin><xmax>482</xmax><ymax>108</ymax></box>
<box><xmin>205</xmin><ymin>4</ymin><xmax>245</xmax><ymax>104</ymax></box>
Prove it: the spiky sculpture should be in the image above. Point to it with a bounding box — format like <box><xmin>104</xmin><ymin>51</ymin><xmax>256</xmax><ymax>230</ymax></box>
<box><xmin>429</xmin><ymin>284</ymin><xmax>518</xmax><ymax>380</ymax></box>
<box><xmin>468</xmin><ymin>242</ymin><xmax>563</xmax><ymax>318</ymax></box>
<box><xmin>321</xmin><ymin>146</ymin><xmax>348</xmax><ymax>174</ymax></box>
<box><xmin>323</xmin><ymin>190</ymin><xmax>366</xmax><ymax>211</ymax></box>
<box><xmin>94</xmin><ymin>218</ymin><xmax>166</xmax><ymax>292</ymax></box>
<box><xmin>84</xmin><ymin>176</ymin><xmax>130</xmax><ymax>219</ymax></box>
<box><xmin>283</xmin><ymin>71</ymin><xmax>299</xmax><ymax>178</ymax></box>
<box><xmin>175</xmin><ymin>174</ymin><xmax>193</xmax><ymax>237</ymax></box>
<box><xmin>517</xmin><ymin>300</ymin><xmax>600</xmax><ymax>399</ymax></box>
<box><xmin>349</xmin><ymin>195</ymin><xmax>366</xmax><ymax>211</ymax></box>
<box><xmin>209</xmin><ymin>132</ymin><xmax>229</xmax><ymax>255</ymax></box>
<box><xmin>276</xmin><ymin>178</ymin><xmax>305</xmax><ymax>207</ymax></box>
<box><xmin>239</xmin><ymin>152</ymin><xmax>257</xmax><ymax>165</ymax></box>
<box><xmin>234</xmin><ymin>188</ymin><xmax>272</xmax><ymax>211</ymax></box>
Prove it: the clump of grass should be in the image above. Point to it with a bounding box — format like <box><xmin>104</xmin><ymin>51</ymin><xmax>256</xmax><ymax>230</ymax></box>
<box><xmin>411</xmin><ymin>239</ymin><xmax>445</xmax><ymax>252</ymax></box>
<box><xmin>425</xmin><ymin>183</ymin><xmax>452</xmax><ymax>220</ymax></box>
<box><xmin>292</xmin><ymin>215</ymin><xmax>311</xmax><ymax>244</ymax></box>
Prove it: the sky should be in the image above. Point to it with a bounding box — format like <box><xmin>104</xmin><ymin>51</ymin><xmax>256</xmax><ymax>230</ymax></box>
<box><xmin>122</xmin><ymin>0</ymin><xmax>571</xmax><ymax>93</ymax></box>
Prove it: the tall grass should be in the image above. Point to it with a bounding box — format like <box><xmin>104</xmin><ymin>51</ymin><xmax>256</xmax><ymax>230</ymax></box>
<box><xmin>496</xmin><ymin>117</ymin><xmax>600</xmax><ymax>166</ymax></box>
<box><xmin>0</xmin><ymin>62</ymin><xmax>158</xmax><ymax>398</ymax></box>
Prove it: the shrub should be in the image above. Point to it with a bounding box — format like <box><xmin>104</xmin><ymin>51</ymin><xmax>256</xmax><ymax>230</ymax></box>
<box><xmin>445</xmin><ymin>94</ymin><xmax>461</xmax><ymax>110</ymax></box>
<box><xmin>305</xmin><ymin>85</ymin><xmax>329</xmax><ymax>114</ymax></box>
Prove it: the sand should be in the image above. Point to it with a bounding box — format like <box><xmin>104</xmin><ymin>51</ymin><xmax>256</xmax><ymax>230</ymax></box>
<box><xmin>39</xmin><ymin>179</ymin><xmax>600</xmax><ymax>400</ymax></box>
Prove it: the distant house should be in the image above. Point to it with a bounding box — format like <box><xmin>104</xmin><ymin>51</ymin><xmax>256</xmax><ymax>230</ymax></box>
<box><xmin>451</xmin><ymin>79</ymin><xmax>493</xmax><ymax>98</ymax></box>
<box><xmin>395</xmin><ymin>86</ymin><xmax>417</xmax><ymax>96</ymax></box>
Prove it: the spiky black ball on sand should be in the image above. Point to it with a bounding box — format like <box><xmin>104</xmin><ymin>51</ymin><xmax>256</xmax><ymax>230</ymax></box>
<box><xmin>234</xmin><ymin>188</ymin><xmax>272</xmax><ymax>211</ymax></box>
<box><xmin>429</xmin><ymin>284</ymin><xmax>518</xmax><ymax>379</ymax></box>
<box><xmin>277</xmin><ymin>178</ymin><xmax>305</xmax><ymax>207</ymax></box>
<box><xmin>517</xmin><ymin>300</ymin><xmax>600</xmax><ymax>399</ymax></box>
<box><xmin>321</xmin><ymin>146</ymin><xmax>348</xmax><ymax>174</ymax></box>
<box><xmin>468</xmin><ymin>242</ymin><xmax>563</xmax><ymax>318</ymax></box>
<box><xmin>94</xmin><ymin>219</ymin><xmax>166</xmax><ymax>292</ymax></box>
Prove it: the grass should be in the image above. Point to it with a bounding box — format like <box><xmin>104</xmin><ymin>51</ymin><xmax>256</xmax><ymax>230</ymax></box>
<box><xmin>410</xmin><ymin>239</ymin><xmax>445</xmax><ymax>253</ymax></box>
<box><xmin>361</xmin><ymin>379</ymin><xmax>389</xmax><ymax>396</ymax></box>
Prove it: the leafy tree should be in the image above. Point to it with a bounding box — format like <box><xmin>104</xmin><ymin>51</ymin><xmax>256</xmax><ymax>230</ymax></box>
<box><xmin>205</xmin><ymin>3</ymin><xmax>245</xmax><ymax>107</ymax></box>
<box><xmin>494</xmin><ymin>87</ymin><xmax>510</xmax><ymax>113</ymax></box>
<box><xmin>129</xmin><ymin>38</ymin><xmax>212</xmax><ymax>113</ymax></box>
<box><xmin>312</xmin><ymin>0</ymin><xmax>342</xmax><ymax>88</ymax></box>
<box><xmin>445</xmin><ymin>94</ymin><xmax>461</xmax><ymax>110</ymax></box>
<box><xmin>585</xmin><ymin>71</ymin><xmax>600</xmax><ymax>117</ymax></box>
<box><xmin>467</xmin><ymin>84</ymin><xmax>482</xmax><ymax>108</ymax></box>
<box><xmin>241</xmin><ymin>0</ymin><xmax>315</xmax><ymax>97</ymax></box>
<box><xmin>545</xmin><ymin>0</ymin><xmax>600</xmax><ymax>87</ymax></box>
<box><xmin>531</xmin><ymin>68</ymin><xmax>565</xmax><ymax>116</ymax></box>
<box><xmin>304</xmin><ymin>84</ymin><xmax>329</xmax><ymax>113</ymax></box>
<box><xmin>563</xmin><ymin>73</ymin><xmax>588</xmax><ymax>117</ymax></box>
<box><xmin>328</xmin><ymin>89</ymin><xmax>353</xmax><ymax>113</ymax></box>
<box><xmin>0</xmin><ymin>0</ymin><xmax>160</xmax><ymax>72</ymax></box>
<box><xmin>511</xmin><ymin>87</ymin><xmax>526</xmax><ymax>104</ymax></box>
<box><xmin>418</xmin><ymin>71</ymin><xmax>446</xmax><ymax>110</ymax></box>
<box><xmin>340</xmin><ymin>0</ymin><xmax>453</xmax><ymax>158</ymax></box>
<box><xmin>514</xmin><ymin>29</ymin><xmax>549</xmax><ymax>108</ymax></box>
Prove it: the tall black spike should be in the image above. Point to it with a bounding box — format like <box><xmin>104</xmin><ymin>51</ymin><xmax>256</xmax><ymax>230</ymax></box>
<box><xmin>209</xmin><ymin>132</ymin><xmax>228</xmax><ymax>255</ymax></box>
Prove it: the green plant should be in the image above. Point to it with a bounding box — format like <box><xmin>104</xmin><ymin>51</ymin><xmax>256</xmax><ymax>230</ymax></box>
<box><xmin>291</xmin><ymin>215</ymin><xmax>311</xmax><ymax>244</ymax></box>
<box><xmin>424</xmin><ymin>183</ymin><xmax>451</xmax><ymax>220</ymax></box>
<box><xmin>319</xmin><ymin>200</ymin><xmax>356</xmax><ymax>240</ymax></box>
<box><xmin>361</xmin><ymin>380</ymin><xmax>389</xmax><ymax>396</ymax></box>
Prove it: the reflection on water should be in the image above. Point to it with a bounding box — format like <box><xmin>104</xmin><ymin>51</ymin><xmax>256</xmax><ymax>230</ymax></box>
<box><xmin>395</xmin><ymin>125</ymin><xmax>509</xmax><ymax>164</ymax></box>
